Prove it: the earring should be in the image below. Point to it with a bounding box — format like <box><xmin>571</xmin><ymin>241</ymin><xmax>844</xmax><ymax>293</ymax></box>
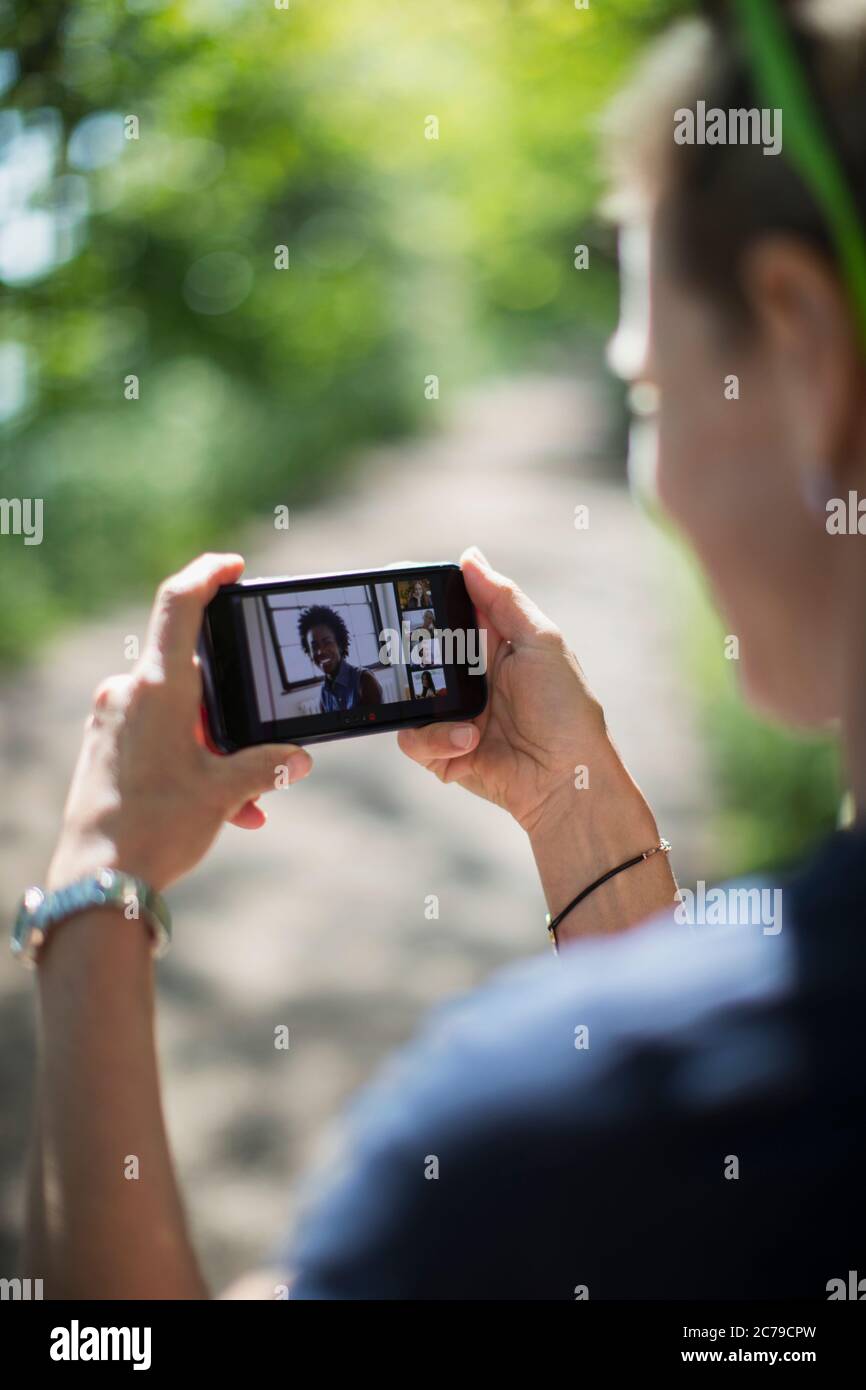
<box><xmin>799</xmin><ymin>465</ymin><xmax>835</xmax><ymax>522</ymax></box>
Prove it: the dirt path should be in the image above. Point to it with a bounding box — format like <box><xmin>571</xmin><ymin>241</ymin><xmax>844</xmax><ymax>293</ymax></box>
<box><xmin>0</xmin><ymin>375</ymin><xmax>715</xmax><ymax>1287</ymax></box>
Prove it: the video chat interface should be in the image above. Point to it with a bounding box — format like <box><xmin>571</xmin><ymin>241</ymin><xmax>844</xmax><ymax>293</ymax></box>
<box><xmin>241</xmin><ymin>575</ymin><xmax>449</xmax><ymax>725</ymax></box>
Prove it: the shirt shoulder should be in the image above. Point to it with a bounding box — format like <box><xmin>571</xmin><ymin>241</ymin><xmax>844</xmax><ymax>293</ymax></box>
<box><xmin>285</xmin><ymin>909</ymin><xmax>797</xmax><ymax>1298</ymax></box>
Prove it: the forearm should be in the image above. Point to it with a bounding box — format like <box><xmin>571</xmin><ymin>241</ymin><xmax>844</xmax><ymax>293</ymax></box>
<box><xmin>528</xmin><ymin>758</ymin><xmax>678</xmax><ymax>945</ymax></box>
<box><xmin>23</xmin><ymin>1097</ymin><xmax>50</xmax><ymax>1289</ymax></box>
<box><xmin>16</xmin><ymin>551</ymin><xmax>307</xmax><ymax>1298</ymax></box>
<box><xmin>25</xmin><ymin>909</ymin><xmax>207</xmax><ymax>1299</ymax></box>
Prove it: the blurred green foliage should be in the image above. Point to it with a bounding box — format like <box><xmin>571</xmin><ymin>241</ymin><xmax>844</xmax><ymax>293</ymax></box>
<box><xmin>1</xmin><ymin>0</ymin><xmax>841</xmax><ymax>871</ymax></box>
<box><xmin>668</xmin><ymin>536</ymin><xmax>843</xmax><ymax>877</ymax></box>
<box><xmin>0</xmin><ymin>0</ymin><xmax>686</xmax><ymax>662</ymax></box>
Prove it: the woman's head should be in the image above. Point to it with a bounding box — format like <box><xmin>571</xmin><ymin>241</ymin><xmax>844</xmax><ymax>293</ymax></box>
<box><xmin>606</xmin><ymin>2</ymin><xmax>866</xmax><ymax>728</ymax></box>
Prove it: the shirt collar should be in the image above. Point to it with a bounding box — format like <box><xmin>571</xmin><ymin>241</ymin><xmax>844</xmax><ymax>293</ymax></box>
<box><xmin>325</xmin><ymin>658</ymin><xmax>353</xmax><ymax>691</ymax></box>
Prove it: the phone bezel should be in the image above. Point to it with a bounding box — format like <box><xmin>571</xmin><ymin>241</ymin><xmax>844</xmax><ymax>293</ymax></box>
<box><xmin>199</xmin><ymin>561</ymin><xmax>488</xmax><ymax>750</ymax></box>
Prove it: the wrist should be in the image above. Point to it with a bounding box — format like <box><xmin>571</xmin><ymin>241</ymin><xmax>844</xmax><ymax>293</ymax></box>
<box><xmin>46</xmin><ymin>830</ymin><xmax>149</xmax><ymax>895</ymax></box>
<box><xmin>527</xmin><ymin>740</ymin><xmax>658</xmax><ymax>870</ymax></box>
<box><xmin>36</xmin><ymin>905</ymin><xmax>156</xmax><ymax>979</ymax></box>
<box><xmin>15</xmin><ymin>867</ymin><xmax>170</xmax><ymax>972</ymax></box>
<box><xmin>527</xmin><ymin>755</ymin><xmax>674</xmax><ymax>941</ymax></box>
<box><xmin>530</xmin><ymin>793</ymin><xmax>659</xmax><ymax>912</ymax></box>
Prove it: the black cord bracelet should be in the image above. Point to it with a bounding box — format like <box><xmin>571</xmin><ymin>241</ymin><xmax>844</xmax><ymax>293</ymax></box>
<box><xmin>545</xmin><ymin>838</ymin><xmax>671</xmax><ymax>953</ymax></box>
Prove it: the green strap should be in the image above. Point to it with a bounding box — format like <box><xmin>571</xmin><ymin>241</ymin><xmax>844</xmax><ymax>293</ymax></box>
<box><xmin>734</xmin><ymin>0</ymin><xmax>866</xmax><ymax>348</ymax></box>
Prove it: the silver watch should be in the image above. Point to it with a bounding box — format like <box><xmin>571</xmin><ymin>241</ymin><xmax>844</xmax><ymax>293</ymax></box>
<box><xmin>11</xmin><ymin>868</ymin><xmax>172</xmax><ymax>967</ymax></box>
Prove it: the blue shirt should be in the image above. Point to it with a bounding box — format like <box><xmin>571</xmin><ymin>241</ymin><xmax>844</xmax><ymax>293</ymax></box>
<box><xmin>320</xmin><ymin>659</ymin><xmax>363</xmax><ymax>713</ymax></box>
<box><xmin>283</xmin><ymin>830</ymin><xmax>866</xmax><ymax>1298</ymax></box>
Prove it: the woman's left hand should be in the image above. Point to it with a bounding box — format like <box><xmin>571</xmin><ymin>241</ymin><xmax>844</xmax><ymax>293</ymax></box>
<box><xmin>46</xmin><ymin>553</ymin><xmax>313</xmax><ymax>894</ymax></box>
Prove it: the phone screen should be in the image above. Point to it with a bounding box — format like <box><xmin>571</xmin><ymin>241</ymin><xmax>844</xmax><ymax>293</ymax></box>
<box><xmin>200</xmin><ymin>563</ymin><xmax>488</xmax><ymax>749</ymax></box>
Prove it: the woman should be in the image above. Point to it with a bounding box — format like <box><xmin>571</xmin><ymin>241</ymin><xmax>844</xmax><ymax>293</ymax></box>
<box><xmin>403</xmin><ymin>579</ymin><xmax>431</xmax><ymax>610</ymax></box>
<box><xmin>410</xmin><ymin>610</ymin><xmax>442</xmax><ymax>669</ymax></box>
<box><xmin>17</xmin><ymin>4</ymin><xmax>866</xmax><ymax>1298</ymax></box>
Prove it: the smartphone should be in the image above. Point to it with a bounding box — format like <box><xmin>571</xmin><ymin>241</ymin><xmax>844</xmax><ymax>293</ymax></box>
<box><xmin>199</xmin><ymin>562</ymin><xmax>488</xmax><ymax>750</ymax></box>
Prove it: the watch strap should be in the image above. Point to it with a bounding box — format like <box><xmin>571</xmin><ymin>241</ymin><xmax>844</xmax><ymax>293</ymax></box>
<box><xmin>11</xmin><ymin>869</ymin><xmax>171</xmax><ymax>967</ymax></box>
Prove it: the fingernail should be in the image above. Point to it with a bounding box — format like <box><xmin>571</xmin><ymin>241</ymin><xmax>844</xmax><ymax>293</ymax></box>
<box><xmin>450</xmin><ymin>725</ymin><xmax>475</xmax><ymax>750</ymax></box>
<box><xmin>288</xmin><ymin>751</ymin><xmax>310</xmax><ymax>781</ymax></box>
<box><xmin>462</xmin><ymin>545</ymin><xmax>487</xmax><ymax>567</ymax></box>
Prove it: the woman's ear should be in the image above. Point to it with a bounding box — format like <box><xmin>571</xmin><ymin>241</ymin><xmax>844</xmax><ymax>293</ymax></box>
<box><xmin>741</xmin><ymin>236</ymin><xmax>865</xmax><ymax>495</ymax></box>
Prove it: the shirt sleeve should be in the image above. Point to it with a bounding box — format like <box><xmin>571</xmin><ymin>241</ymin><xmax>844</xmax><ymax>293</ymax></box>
<box><xmin>285</xmin><ymin>961</ymin><xmax>567</xmax><ymax>1299</ymax></box>
<box><xmin>283</xmin><ymin>912</ymin><xmax>794</xmax><ymax>1299</ymax></box>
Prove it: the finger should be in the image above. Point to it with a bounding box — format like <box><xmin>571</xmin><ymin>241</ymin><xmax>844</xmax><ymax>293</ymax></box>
<box><xmin>145</xmin><ymin>552</ymin><xmax>245</xmax><ymax>675</ymax></box>
<box><xmin>468</xmin><ymin>602</ymin><xmax>504</xmax><ymax>674</ymax></box>
<box><xmin>228</xmin><ymin>800</ymin><xmax>268</xmax><ymax>830</ymax></box>
<box><xmin>88</xmin><ymin>673</ymin><xmax>134</xmax><ymax>725</ymax></box>
<box><xmin>216</xmin><ymin>742</ymin><xmax>313</xmax><ymax>804</ymax></box>
<box><xmin>397</xmin><ymin>721</ymin><xmax>480</xmax><ymax>767</ymax></box>
<box><xmin>460</xmin><ymin>547</ymin><xmax>556</xmax><ymax>648</ymax></box>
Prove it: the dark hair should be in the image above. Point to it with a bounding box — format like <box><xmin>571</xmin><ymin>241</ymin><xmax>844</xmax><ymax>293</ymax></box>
<box><xmin>605</xmin><ymin>3</ymin><xmax>866</xmax><ymax>334</ymax></box>
<box><xmin>298</xmin><ymin>605</ymin><xmax>350</xmax><ymax>659</ymax></box>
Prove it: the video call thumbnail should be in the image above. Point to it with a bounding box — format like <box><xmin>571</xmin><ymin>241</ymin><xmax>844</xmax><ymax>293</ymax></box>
<box><xmin>412</xmin><ymin>669</ymin><xmax>447</xmax><ymax>699</ymax></box>
<box><xmin>397</xmin><ymin>576</ymin><xmax>433</xmax><ymax>610</ymax></box>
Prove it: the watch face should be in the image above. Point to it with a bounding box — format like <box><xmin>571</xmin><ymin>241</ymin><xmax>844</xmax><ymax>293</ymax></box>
<box><xmin>23</xmin><ymin>886</ymin><xmax>44</xmax><ymax>914</ymax></box>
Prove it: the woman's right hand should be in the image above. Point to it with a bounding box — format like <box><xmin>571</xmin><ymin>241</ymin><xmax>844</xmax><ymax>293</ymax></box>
<box><xmin>398</xmin><ymin>549</ymin><xmax>673</xmax><ymax>938</ymax></box>
<box><xmin>398</xmin><ymin>548</ymin><xmax>647</xmax><ymax>836</ymax></box>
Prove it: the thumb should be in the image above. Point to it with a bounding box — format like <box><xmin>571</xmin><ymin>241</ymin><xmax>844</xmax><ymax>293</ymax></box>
<box><xmin>217</xmin><ymin>743</ymin><xmax>313</xmax><ymax>804</ymax></box>
<box><xmin>460</xmin><ymin>547</ymin><xmax>557</xmax><ymax>648</ymax></box>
